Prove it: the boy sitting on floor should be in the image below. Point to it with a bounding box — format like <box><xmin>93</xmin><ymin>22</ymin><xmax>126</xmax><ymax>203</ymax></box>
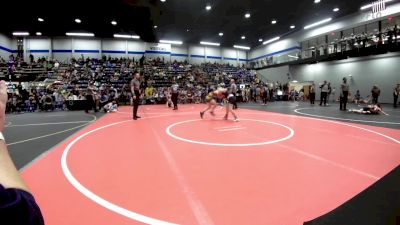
<box><xmin>103</xmin><ymin>101</ymin><xmax>118</xmax><ymax>113</ymax></box>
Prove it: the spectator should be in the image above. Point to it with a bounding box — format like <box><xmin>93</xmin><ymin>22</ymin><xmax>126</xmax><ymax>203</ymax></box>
<box><xmin>309</xmin><ymin>83</ymin><xmax>316</xmax><ymax>105</ymax></box>
<box><xmin>85</xmin><ymin>83</ymin><xmax>97</xmax><ymax>113</ymax></box>
<box><xmin>326</xmin><ymin>83</ymin><xmax>332</xmax><ymax>105</ymax></box>
<box><xmin>319</xmin><ymin>81</ymin><xmax>328</xmax><ymax>106</ymax></box>
<box><xmin>340</xmin><ymin>77</ymin><xmax>350</xmax><ymax>111</ymax></box>
<box><xmin>394</xmin><ymin>84</ymin><xmax>400</xmax><ymax>108</ymax></box>
<box><xmin>354</xmin><ymin>90</ymin><xmax>361</xmax><ymax>104</ymax></box>
<box><xmin>371</xmin><ymin>85</ymin><xmax>381</xmax><ymax>104</ymax></box>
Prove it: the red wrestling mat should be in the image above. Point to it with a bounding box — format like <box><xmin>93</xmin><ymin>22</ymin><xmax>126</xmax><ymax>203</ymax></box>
<box><xmin>21</xmin><ymin>105</ymin><xmax>400</xmax><ymax>225</ymax></box>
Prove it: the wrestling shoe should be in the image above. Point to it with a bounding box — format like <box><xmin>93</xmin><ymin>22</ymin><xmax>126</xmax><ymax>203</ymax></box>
<box><xmin>200</xmin><ymin>112</ymin><xmax>204</xmax><ymax>119</ymax></box>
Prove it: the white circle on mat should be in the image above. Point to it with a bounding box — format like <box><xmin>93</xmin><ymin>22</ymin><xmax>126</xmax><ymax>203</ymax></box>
<box><xmin>166</xmin><ymin>119</ymin><xmax>295</xmax><ymax>147</ymax></box>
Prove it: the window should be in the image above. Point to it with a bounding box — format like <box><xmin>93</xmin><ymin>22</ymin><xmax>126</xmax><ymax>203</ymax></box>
<box><xmin>366</xmin><ymin>21</ymin><xmax>379</xmax><ymax>34</ymax></box>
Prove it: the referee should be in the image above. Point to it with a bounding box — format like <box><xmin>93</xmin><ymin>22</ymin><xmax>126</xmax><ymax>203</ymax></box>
<box><xmin>131</xmin><ymin>72</ymin><xmax>141</xmax><ymax>120</ymax></box>
<box><xmin>229</xmin><ymin>79</ymin><xmax>238</xmax><ymax>109</ymax></box>
<box><xmin>171</xmin><ymin>82</ymin><xmax>179</xmax><ymax>110</ymax></box>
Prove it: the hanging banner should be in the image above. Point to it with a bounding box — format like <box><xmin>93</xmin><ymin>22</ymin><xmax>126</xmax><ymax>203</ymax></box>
<box><xmin>145</xmin><ymin>43</ymin><xmax>171</xmax><ymax>54</ymax></box>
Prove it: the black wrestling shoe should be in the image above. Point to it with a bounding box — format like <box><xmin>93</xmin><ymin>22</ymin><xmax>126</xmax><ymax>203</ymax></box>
<box><xmin>200</xmin><ymin>112</ymin><xmax>204</xmax><ymax>119</ymax></box>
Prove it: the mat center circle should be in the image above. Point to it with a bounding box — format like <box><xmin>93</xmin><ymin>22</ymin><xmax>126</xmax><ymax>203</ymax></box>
<box><xmin>166</xmin><ymin>119</ymin><xmax>295</xmax><ymax>147</ymax></box>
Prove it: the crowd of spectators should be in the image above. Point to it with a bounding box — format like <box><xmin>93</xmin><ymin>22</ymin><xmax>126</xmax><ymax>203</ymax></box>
<box><xmin>4</xmin><ymin>55</ymin><xmax>259</xmax><ymax>113</ymax></box>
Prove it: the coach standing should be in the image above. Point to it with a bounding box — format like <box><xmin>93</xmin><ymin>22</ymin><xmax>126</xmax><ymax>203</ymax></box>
<box><xmin>171</xmin><ymin>82</ymin><xmax>179</xmax><ymax>110</ymax></box>
<box><xmin>131</xmin><ymin>72</ymin><xmax>141</xmax><ymax>120</ymax></box>
<box><xmin>340</xmin><ymin>77</ymin><xmax>349</xmax><ymax>111</ymax></box>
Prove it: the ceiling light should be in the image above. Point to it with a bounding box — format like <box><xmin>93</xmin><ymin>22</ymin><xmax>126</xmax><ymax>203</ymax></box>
<box><xmin>245</xmin><ymin>13</ymin><xmax>251</xmax><ymax>18</ymax></box>
<box><xmin>333</xmin><ymin>7</ymin><xmax>340</xmax><ymax>12</ymax></box>
<box><xmin>200</xmin><ymin>41</ymin><xmax>220</xmax><ymax>46</ymax></box>
<box><xmin>111</xmin><ymin>20</ymin><xmax>117</xmax><ymax>25</ymax></box>
<box><xmin>219</xmin><ymin>32</ymin><xmax>224</xmax><ymax>36</ymax></box>
<box><xmin>241</xmin><ymin>35</ymin><xmax>246</xmax><ymax>40</ymax></box>
<box><xmin>75</xmin><ymin>18</ymin><xmax>82</xmax><ymax>23</ymax></box>
<box><xmin>159</xmin><ymin>40</ymin><xmax>183</xmax><ymax>45</ymax></box>
<box><xmin>206</xmin><ymin>4</ymin><xmax>212</xmax><ymax>10</ymax></box>
<box><xmin>114</xmin><ymin>34</ymin><xmax>140</xmax><ymax>39</ymax></box>
<box><xmin>290</xmin><ymin>25</ymin><xmax>296</xmax><ymax>29</ymax></box>
<box><xmin>304</xmin><ymin>18</ymin><xmax>332</xmax><ymax>29</ymax></box>
<box><xmin>187</xmin><ymin>29</ymin><xmax>190</xmax><ymax>32</ymax></box>
<box><xmin>161</xmin><ymin>0</ymin><xmax>166</xmax><ymax>2</ymax></box>
<box><xmin>154</xmin><ymin>25</ymin><xmax>158</xmax><ymax>29</ymax></box>
<box><xmin>38</xmin><ymin>18</ymin><xmax>44</xmax><ymax>22</ymax></box>
<box><xmin>271</xmin><ymin>20</ymin><xmax>277</xmax><ymax>24</ymax></box>
<box><xmin>259</xmin><ymin>39</ymin><xmax>263</xmax><ymax>42</ymax></box>
<box><xmin>361</xmin><ymin>0</ymin><xmax>393</xmax><ymax>10</ymax></box>
<box><xmin>263</xmin><ymin>36</ymin><xmax>280</xmax><ymax>45</ymax></box>
<box><xmin>314</xmin><ymin>0</ymin><xmax>321</xmax><ymax>3</ymax></box>
<box><xmin>36</xmin><ymin>32</ymin><xmax>42</xmax><ymax>36</ymax></box>
<box><xmin>66</xmin><ymin>32</ymin><xmax>94</xmax><ymax>37</ymax></box>
<box><xmin>288</xmin><ymin>55</ymin><xmax>299</xmax><ymax>59</ymax></box>
<box><xmin>12</xmin><ymin>32</ymin><xmax>29</xmax><ymax>36</ymax></box>
<box><xmin>234</xmin><ymin>45</ymin><xmax>251</xmax><ymax>50</ymax></box>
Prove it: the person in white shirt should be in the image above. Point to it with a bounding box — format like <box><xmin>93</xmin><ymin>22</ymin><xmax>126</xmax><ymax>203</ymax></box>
<box><xmin>319</xmin><ymin>81</ymin><xmax>329</xmax><ymax>106</ymax></box>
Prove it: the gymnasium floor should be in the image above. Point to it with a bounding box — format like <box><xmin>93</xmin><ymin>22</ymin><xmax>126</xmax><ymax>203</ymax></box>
<box><xmin>5</xmin><ymin>102</ymin><xmax>400</xmax><ymax>225</ymax></box>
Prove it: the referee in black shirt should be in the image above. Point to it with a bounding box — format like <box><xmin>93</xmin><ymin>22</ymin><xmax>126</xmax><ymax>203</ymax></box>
<box><xmin>131</xmin><ymin>72</ymin><xmax>141</xmax><ymax>120</ymax></box>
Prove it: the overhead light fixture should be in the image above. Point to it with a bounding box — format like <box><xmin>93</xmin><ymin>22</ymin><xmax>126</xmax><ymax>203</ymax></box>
<box><xmin>75</xmin><ymin>18</ymin><xmax>82</xmax><ymax>23</ymax></box>
<box><xmin>290</xmin><ymin>25</ymin><xmax>296</xmax><ymax>29</ymax></box>
<box><xmin>12</xmin><ymin>32</ymin><xmax>30</xmax><ymax>36</ymax></box>
<box><xmin>360</xmin><ymin>0</ymin><xmax>393</xmax><ymax>10</ymax></box>
<box><xmin>241</xmin><ymin>35</ymin><xmax>246</xmax><ymax>40</ymax></box>
<box><xmin>333</xmin><ymin>7</ymin><xmax>340</xmax><ymax>12</ymax></box>
<box><xmin>304</xmin><ymin>18</ymin><xmax>332</xmax><ymax>29</ymax></box>
<box><xmin>314</xmin><ymin>0</ymin><xmax>321</xmax><ymax>3</ymax></box>
<box><xmin>292</xmin><ymin>80</ymin><xmax>298</xmax><ymax>83</ymax></box>
<box><xmin>186</xmin><ymin>29</ymin><xmax>190</xmax><ymax>32</ymax></box>
<box><xmin>38</xmin><ymin>18</ymin><xmax>44</xmax><ymax>22</ymax></box>
<box><xmin>154</xmin><ymin>25</ymin><xmax>158</xmax><ymax>28</ymax></box>
<box><xmin>114</xmin><ymin>34</ymin><xmax>140</xmax><ymax>39</ymax></box>
<box><xmin>206</xmin><ymin>4</ymin><xmax>212</xmax><ymax>10</ymax></box>
<box><xmin>263</xmin><ymin>36</ymin><xmax>280</xmax><ymax>45</ymax></box>
<box><xmin>36</xmin><ymin>32</ymin><xmax>42</xmax><ymax>36</ymax></box>
<box><xmin>234</xmin><ymin>45</ymin><xmax>251</xmax><ymax>50</ymax></box>
<box><xmin>245</xmin><ymin>13</ymin><xmax>251</xmax><ymax>18</ymax></box>
<box><xmin>161</xmin><ymin>0</ymin><xmax>166</xmax><ymax>2</ymax></box>
<box><xmin>111</xmin><ymin>20</ymin><xmax>117</xmax><ymax>26</ymax></box>
<box><xmin>159</xmin><ymin>40</ymin><xmax>183</xmax><ymax>45</ymax></box>
<box><xmin>259</xmin><ymin>39</ymin><xmax>263</xmax><ymax>42</ymax></box>
<box><xmin>271</xmin><ymin>20</ymin><xmax>277</xmax><ymax>24</ymax></box>
<box><xmin>219</xmin><ymin>32</ymin><xmax>224</xmax><ymax>36</ymax></box>
<box><xmin>66</xmin><ymin>32</ymin><xmax>94</xmax><ymax>37</ymax></box>
<box><xmin>200</xmin><ymin>41</ymin><xmax>220</xmax><ymax>46</ymax></box>
<box><xmin>288</xmin><ymin>55</ymin><xmax>299</xmax><ymax>59</ymax></box>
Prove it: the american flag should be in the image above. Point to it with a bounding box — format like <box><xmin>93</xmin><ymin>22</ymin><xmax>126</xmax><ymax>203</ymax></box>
<box><xmin>372</xmin><ymin>0</ymin><xmax>386</xmax><ymax>13</ymax></box>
